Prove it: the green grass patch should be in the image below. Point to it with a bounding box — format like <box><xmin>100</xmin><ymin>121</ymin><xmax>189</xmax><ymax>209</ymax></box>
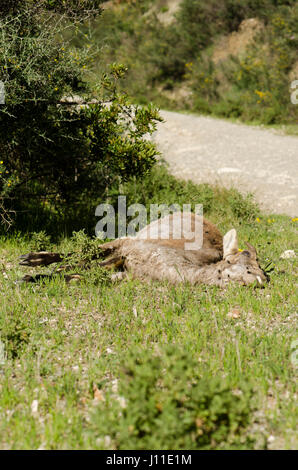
<box><xmin>0</xmin><ymin>167</ymin><xmax>297</xmax><ymax>449</ymax></box>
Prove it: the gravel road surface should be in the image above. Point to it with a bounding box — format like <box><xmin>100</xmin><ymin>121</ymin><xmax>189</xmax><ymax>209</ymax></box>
<box><xmin>153</xmin><ymin>110</ymin><xmax>297</xmax><ymax>216</ymax></box>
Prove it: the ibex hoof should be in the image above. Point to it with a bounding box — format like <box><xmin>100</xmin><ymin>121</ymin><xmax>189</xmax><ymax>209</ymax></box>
<box><xmin>19</xmin><ymin>252</ymin><xmax>63</xmax><ymax>267</ymax></box>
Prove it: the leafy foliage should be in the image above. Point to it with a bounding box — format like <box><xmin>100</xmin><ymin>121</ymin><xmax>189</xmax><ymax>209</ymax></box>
<box><xmin>0</xmin><ymin>0</ymin><xmax>104</xmax><ymax>19</ymax></box>
<box><xmin>91</xmin><ymin>0</ymin><xmax>298</xmax><ymax>124</ymax></box>
<box><xmin>29</xmin><ymin>231</ymin><xmax>52</xmax><ymax>251</ymax></box>
<box><xmin>0</xmin><ymin>311</ymin><xmax>31</xmax><ymax>359</ymax></box>
<box><xmin>0</xmin><ymin>1</ymin><xmax>161</xmax><ymax>230</ymax></box>
<box><xmin>189</xmin><ymin>2</ymin><xmax>298</xmax><ymax>123</ymax></box>
<box><xmin>61</xmin><ymin>230</ymin><xmax>111</xmax><ymax>285</ymax></box>
<box><xmin>91</xmin><ymin>346</ymin><xmax>256</xmax><ymax>449</ymax></box>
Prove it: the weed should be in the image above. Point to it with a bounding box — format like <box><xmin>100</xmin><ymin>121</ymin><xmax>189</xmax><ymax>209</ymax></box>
<box><xmin>0</xmin><ymin>314</ymin><xmax>31</xmax><ymax>359</ymax></box>
<box><xmin>29</xmin><ymin>231</ymin><xmax>52</xmax><ymax>252</ymax></box>
<box><xmin>91</xmin><ymin>346</ymin><xmax>257</xmax><ymax>449</ymax></box>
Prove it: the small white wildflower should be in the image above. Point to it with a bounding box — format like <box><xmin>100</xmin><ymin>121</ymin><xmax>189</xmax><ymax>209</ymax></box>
<box><xmin>31</xmin><ymin>399</ymin><xmax>39</xmax><ymax>415</ymax></box>
<box><xmin>280</xmin><ymin>250</ymin><xmax>296</xmax><ymax>259</ymax></box>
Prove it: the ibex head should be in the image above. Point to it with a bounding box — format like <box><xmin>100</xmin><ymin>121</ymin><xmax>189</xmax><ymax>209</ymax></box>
<box><xmin>220</xmin><ymin>229</ymin><xmax>268</xmax><ymax>286</ymax></box>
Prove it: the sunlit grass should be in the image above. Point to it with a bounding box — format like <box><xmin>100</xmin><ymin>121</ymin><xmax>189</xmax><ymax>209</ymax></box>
<box><xmin>0</xmin><ymin>175</ymin><xmax>297</xmax><ymax>449</ymax></box>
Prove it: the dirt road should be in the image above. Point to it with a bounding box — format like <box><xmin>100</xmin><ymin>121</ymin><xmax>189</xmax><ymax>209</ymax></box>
<box><xmin>153</xmin><ymin>110</ymin><xmax>297</xmax><ymax>217</ymax></box>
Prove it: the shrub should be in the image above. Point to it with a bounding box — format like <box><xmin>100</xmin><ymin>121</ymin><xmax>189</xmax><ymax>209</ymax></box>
<box><xmin>0</xmin><ymin>1</ymin><xmax>161</xmax><ymax>231</ymax></box>
<box><xmin>29</xmin><ymin>231</ymin><xmax>52</xmax><ymax>251</ymax></box>
<box><xmin>91</xmin><ymin>0</ymin><xmax>298</xmax><ymax>126</ymax></box>
<box><xmin>176</xmin><ymin>1</ymin><xmax>298</xmax><ymax>123</ymax></box>
<box><xmin>60</xmin><ymin>230</ymin><xmax>111</xmax><ymax>285</ymax></box>
<box><xmin>91</xmin><ymin>346</ymin><xmax>256</xmax><ymax>449</ymax></box>
<box><xmin>0</xmin><ymin>312</ymin><xmax>31</xmax><ymax>360</ymax></box>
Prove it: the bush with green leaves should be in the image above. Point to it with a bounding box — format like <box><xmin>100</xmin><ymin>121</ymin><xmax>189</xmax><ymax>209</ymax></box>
<box><xmin>0</xmin><ymin>1</ymin><xmax>161</xmax><ymax>231</ymax></box>
<box><xmin>91</xmin><ymin>346</ymin><xmax>257</xmax><ymax>449</ymax></box>
<box><xmin>91</xmin><ymin>0</ymin><xmax>298</xmax><ymax>124</ymax></box>
<box><xmin>29</xmin><ymin>230</ymin><xmax>52</xmax><ymax>251</ymax></box>
<box><xmin>54</xmin><ymin>230</ymin><xmax>111</xmax><ymax>285</ymax></box>
<box><xmin>0</xmin><ymin>310</ymin><xmax>31</xmax><ymax>360</ymax></box>
<box><xmin>190</xmin><ymin>2</ymin><xmax>298</xmax><ymax>123</ymax></box>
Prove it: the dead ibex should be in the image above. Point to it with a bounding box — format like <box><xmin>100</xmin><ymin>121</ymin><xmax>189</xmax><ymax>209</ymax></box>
<box><xmin>19</xmin><ymin>213</ymin><xmax>268</xmax><ymax>287</ymax></box>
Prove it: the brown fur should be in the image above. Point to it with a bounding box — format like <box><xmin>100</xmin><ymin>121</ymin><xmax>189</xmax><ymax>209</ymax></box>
<box><xmin>98</xmin><ymin>213</ymin><xmax>267</xmax><ymax>286</ymax></box>
<box><xmin>19</xmin><ymin>213</ymin><xmax>268</xmax><ymax>287</ymax></box>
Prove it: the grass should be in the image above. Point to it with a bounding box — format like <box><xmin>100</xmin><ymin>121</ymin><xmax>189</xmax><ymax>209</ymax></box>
<box><xmin>0</xmin><ymin>167</ymin><xmax>297</xmax><ymax>449</ymax></box>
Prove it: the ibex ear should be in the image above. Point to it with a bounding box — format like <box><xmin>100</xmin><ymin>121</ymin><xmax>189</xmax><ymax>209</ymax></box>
<box><xmin>223</xmin><ymin>229</ymin><xmax>238</xmax><ymax>259</ymax></box>
<box><xmin>245</xmin><ymin>242</ymin><xmax>257</xmax><ymax>260</ymax></box>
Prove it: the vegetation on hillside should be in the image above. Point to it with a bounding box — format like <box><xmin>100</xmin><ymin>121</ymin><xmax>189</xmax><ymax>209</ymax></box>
<box><xmin>90</xmin><ymin>0</ymin><xmax>298</xmax><ymax>125</ymax></box>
